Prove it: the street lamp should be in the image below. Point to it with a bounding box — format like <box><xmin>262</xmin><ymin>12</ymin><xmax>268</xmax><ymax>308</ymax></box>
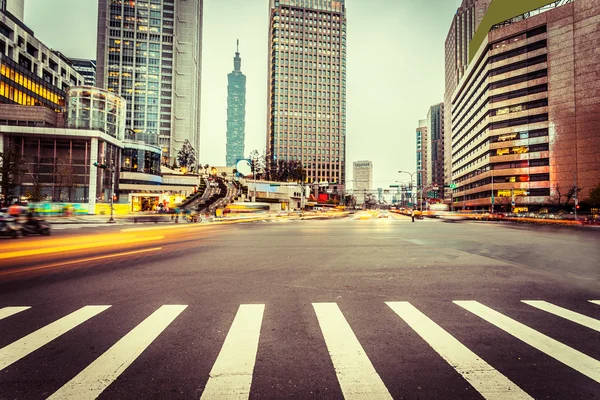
<box><xmin>398</xmin><ymin>170</ymin><xmax>422</xmax><ymax>210</ymax></box>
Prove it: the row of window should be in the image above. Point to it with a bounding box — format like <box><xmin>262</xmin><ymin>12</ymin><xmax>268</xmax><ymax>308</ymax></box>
<box><xmin>0</xmin><ymin>63</ymin><xmax>63</xmax><ymax>106</ymax></box>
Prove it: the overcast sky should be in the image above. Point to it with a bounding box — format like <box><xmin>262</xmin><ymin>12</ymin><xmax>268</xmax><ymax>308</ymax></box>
<box><xmin>24</xmin><ymin>0</ymin><xmax>461</xmax><ymax>189</ymax></box>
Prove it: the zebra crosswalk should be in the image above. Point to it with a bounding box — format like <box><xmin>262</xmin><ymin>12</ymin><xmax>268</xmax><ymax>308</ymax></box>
<box><xmin>1</xmin><ymin>300</ymin><xmax>599</xmax><ymax>399</ymax></box>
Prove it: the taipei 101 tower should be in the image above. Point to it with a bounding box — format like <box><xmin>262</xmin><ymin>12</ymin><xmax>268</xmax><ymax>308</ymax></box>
<box><xmin>226</xmin><ymin>40</ymin><xmax>247</xmax><ymax>166</ymax></box>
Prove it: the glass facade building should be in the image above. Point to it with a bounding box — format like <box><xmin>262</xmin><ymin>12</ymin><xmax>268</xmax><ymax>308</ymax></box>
<box><xmin>226</xmin><ymin>42</ymin><xmax>246</xmax><ymax>166</ymax></box>
<box><xmin>267</xmin><ymin>0</ymin><xmax>347</xmax><ymax>185</ymax></box>
<box><xmin>96</xmin><ymin>0</ymin><xmax>203</xmax><ymax>165</ymax></box>
<box><xmin>66</xmin><ymin>86</ymin><xmax>126</xmax><ymax>139</ymax></box>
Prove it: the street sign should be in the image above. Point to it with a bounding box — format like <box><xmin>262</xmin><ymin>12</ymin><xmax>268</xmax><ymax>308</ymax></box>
<box><xmin>450</xmin><ymin>183</ymin><xmax>457</xmax><ymax>189</ymax></box>
<box><xmin>511</xmin><ymin>200</ymin><xmax>516</xmax><ymax>206</ymax></box>
<box><xmin>432</xmin><ymin>186</ymin><xmax>439</xmax><ymax>191</ymax></box>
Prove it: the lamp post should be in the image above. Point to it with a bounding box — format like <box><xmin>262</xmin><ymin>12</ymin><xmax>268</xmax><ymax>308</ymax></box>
<box><xmin>398</xmin><ymin>170</ymin><xmax>422</xmax><ymax>210</ymax></box>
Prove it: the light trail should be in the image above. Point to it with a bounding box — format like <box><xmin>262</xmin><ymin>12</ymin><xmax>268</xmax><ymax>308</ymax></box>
<box><xmin>0</xmin><ymin>235</ymin><xmax>164</xmax><ymax>260</ymax></box>
<box><xmin>0</xmin><ymin>247</ymin><xmax>162</xmax><ymax>278</ymax></box>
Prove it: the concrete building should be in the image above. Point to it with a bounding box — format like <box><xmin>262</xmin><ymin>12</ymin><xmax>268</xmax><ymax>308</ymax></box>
<box><xmin>353</xmin><ymin>160</ymin><xmax>372</xmax><ymax>205</ymax></box>
<box><xmin>226</xmin><ymin>41</ymin><xmax>246</xmax><ymax>167</ymax></box>
<box><xmin>0</xmin><ymin>4</ymin><xmax>84</xmax><ymax>112</ymax></box>
<box><xmin>69</xmin><ymin>58</ymin><xmax>96</xmax><ymax>87</ymax></box>
<box><xmin>426</xmin><ymin>103</ymin><xmax>444</xmax><ymax>192</ymax></box>
<box><xmin>267</xmin><ymin>0</ymin><xmax>347</xmax><ymax>186</ymax></box>
<box><xmin>444</xmin><ymin>0</ymin><xmax>492</xmax><ymax>202</ymax></box>
<box><xmin>415</xmin><ymin>120</ymin><xmax>427</xmax><ymax>189</ymax></box>
<box><xmin>96</xmin><ymin>0</ymin><xmax>203</xmax><ymax>165</ymax></box>
<box><xmin>1</xmin><ymin>0</ymin><xmax>24</xmax><ymax>22</ymax></box>
<box><xmin>451</xmin><ymin>0</ymin><xmax>599</xmax><ymax>212</ymax></box>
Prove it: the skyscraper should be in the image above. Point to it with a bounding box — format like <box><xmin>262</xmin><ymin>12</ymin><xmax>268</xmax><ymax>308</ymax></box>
<box><xmin>353</xmin><ymin>160</ymin><xmax>372</xmax><ymax>206</ymax></box>
<box><xmin>416</xmin><ymin>120</ymin><xmax>427</xmax><ymax>189</ymax></box>
<box><xmin>267</xmin><ymin>0</ymin><xmax>347</xmax><ymax>185</ymax></box>
<box><xmin>96</xmin><ymin>0</ymin><xmax>203</xmax><ymax>165</ymax></box>
<box><xmin>444</xmin><ymin>0</ymin><xmax>492</xmax><ymax>202</ymax></box>
<box><xmin>226</xmin><ymin>41</ymin><xmax>246</xmax><ymax>166</ymax></box>
<box><xmin>426</xmin><ymin>103</ymin><xmax>444</xmax><ymax>189</ymax></box>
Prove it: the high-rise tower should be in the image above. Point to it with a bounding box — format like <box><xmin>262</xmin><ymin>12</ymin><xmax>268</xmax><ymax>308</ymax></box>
<box><xmin>96</xmin><ymin>0</ymin><xmax>203</xmax><ymax>165</ymax></box>
<box><xmin>267</xmin><ymin>0</ymin><xmax>347</xmax><ymax>185</ymax></box>
<box><xmin>226</xmin><ymin>40</ymin><xmax>246</xmax><ymax>166</ymax></box>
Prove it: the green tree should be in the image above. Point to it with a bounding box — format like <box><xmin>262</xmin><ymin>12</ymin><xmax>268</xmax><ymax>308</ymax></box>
<box><xmin>0</xmin><ymin>148</ymin><xmax>24</xmax><ymax>206</ymax></box>
<box><xmin>177</xmin><ymin>140</ymin><xmax>197</xmax><ymax>172</ymax></box>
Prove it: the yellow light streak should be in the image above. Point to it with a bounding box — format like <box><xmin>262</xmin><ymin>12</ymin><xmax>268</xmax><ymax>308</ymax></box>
<box><xmin>0</xmin><ymin>247</ymin><xmax>162</xmax><ymax>277</ymax></box>
<box><xmin>0</xmin><ymin>235</ymin><xmax>164</xmax><ymax>261</ymax></box>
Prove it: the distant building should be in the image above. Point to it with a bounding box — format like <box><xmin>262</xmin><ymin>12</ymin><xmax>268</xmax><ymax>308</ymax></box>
<box><xmin>267</xmin><ymin>0</ymin><xmax>347</xmax><ymax>186</ymax></box>
<box><xmin>69</xmin><ymin>58</ymin><xmax>96</xmax><ymax>87</ymax></box>
<box><xmin>96</xmin><ymin>0</ymin><xmax>204</xmax><ymax>165</ymax></box>
<box><xmin>451</xmin><ymin>0</ymin><xmax>600</xmax><ymax>211</ymax></box>
<box><xmin>416</xmin><ymin>120</ymin><xmax>427</xmax><ymax>189</ymax></box>
<box><xmin>426</xmin><ymin>103</ymin><xmax>444</xmax><ymax>191</ymax></box>
<box><xmin>353</xmin><ymin>161</ymin><xmax>372</xmax><ymax>205</ymax></box>
<box><xmin>226</xmin><ymin>41</ymin><xmax>246</xmax><ymax>167</ymax></box>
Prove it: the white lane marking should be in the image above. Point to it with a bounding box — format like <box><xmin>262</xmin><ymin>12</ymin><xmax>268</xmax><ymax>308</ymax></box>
<box><xmin>455</xmin><ymin>301</ymin><xmax>600</xmax><ymax>383</ymax></box>
<box><xmin>48</xmin><ymin>305</ymin><xmax>186</xmax><ymax>400</ymax></box>
<box><xmin>589</xmin><ymin>301</ymin><xmax>600</xmax><ymax>306</ymax></box>
<box><xmin>200</xmin><ymin>304</ymin><xmax>265</xmax><ymax>400</ymax></box>
<box><xmin>0</xmin><ymin>306</ymin><xmax>31</xmax><ymax>320</ymax></box>
<box><xmin>0</xmin><ymin>306</ymin><xmax>110</xmax><ymax>371</ymax></box>
<box><xmin>522</xmin><ymin>301</ymin><xmax>600</xmax><ymax>333</ymax></box>
<box><xmin>387</xmin><ymin>302</ymin><xmax>532</xmax><ymax>400</ymax></box>
<box><xmin>313</xmin><ymin>302</ymin><xmax>393</xmax><ymax>400</ymax></box>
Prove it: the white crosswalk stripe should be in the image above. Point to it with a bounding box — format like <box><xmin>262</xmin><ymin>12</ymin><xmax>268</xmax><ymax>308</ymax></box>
<box><xmin>313</xmin><ymin>302</ymin><xmax>393</xmax><ymax>400</ymax></box>
<box><xmin>0</xmin><ymin>300</ymin><xmax>599</xmax><ymax>398</ymax></box>
<box><xmin>522</xmin><ymin>300</ymin><xmax>600</xmax><ymax>333</ymax></box>
<box><xmin>387</xmin><ymin>301</ymin><xmax>532</xmax><ymax>400</ymax></box>
<box><xmin>0</xmin><ymin>306</ymin><xmax>30</xmax><ymax>320</ymax></box>
<box><xmin>0</xmin><ymin>305</ymin><xmax>110</xmax><ymax>371</ymax></box>
<box><xmin>48</xmin><ymin>304</ymin><xmax>186</xmax><ymax>400</ymax></box>
<box><xmin>455</xmin><ymin>300</ymin><xmax>600</xmax><ymax>383</ymax></box>
<box><xmin>200</xmin><ymin>304</ymin><xmax>265</xmax><ymax>400</ymax></box>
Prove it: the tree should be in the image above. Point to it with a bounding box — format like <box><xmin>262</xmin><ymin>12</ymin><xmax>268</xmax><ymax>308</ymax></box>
<box><xmin>0</xmin><ymin>148</ymin><xmax>24</xmax><ymax>206</ymax></box>
<box><xmin>270</xmin><ymin>160</ymin><xmax>305</xmax><ymax>182</ymax></box>
<box><xmin>25</xmin><ymin>171</ymin><xmax>46</xmax><ymax>202</ymax></box>
<box><xmin>55</xmin><ymin>157</ymin><xmax>78</xmax><ymax>202</ymax></box>
<box><xmin>547</xmin><ymin>185</ymin><xmax>581</xmax><ymax>211</ymax></box>
<box><xmin>177</xmin><ymin>140</ymin><xmax>196</xmax><ymax>173</ymax></box>
<box><xmin>588</xmin><ymin>183</ymin><xmax>600</xmax><ymax>206</ymax></box>
<box><xmin>221</xmin><ymin>171</ymin><xmax>227</xmax><ymax>179</ymax></box>
<box><xmin>249</xmin><ymin>149</ymin><xmax>266</xmax><ymax>179</ymax></box>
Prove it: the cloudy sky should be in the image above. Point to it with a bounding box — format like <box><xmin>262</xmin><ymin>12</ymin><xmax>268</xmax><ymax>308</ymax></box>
<box><xmin>24</xmin><ymin>0</ymin><xmax>462</xmax><ymax>189</ymax></box>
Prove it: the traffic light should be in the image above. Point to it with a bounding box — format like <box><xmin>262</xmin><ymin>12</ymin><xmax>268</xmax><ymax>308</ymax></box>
<box><xmin>93</xmin><ymin>162</ymin><xmax>108</xmax><ymax>169</ymax></box>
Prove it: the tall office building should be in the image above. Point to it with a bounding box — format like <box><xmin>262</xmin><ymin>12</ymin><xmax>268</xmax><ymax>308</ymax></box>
<box><xmin>450</xmin><ymin>0</ymin><xmax>599</xmax><ymax>211</ymax></box>
<box><xmin>69</xmin><ymin>58</ymin><xmax>96</xmax><ymax>87</ymax></box>
<box><xmin>226</xmin><ymin>41</ymin><xmax>246</xmax><ymax>166</ymax></box>
<box><xmin>444</xmin><ymin>0</ymin><xmax>492</xmax><ymax>202</ymax></box>
<box><xmin>267</xmin><ymin>0</ymin><xmax>347</xmax><ymax>185</ymax></box>
<box><xmin>353</xmin><ymin>160</ymin><xmax>372</xmax><ymax>205</ymax></box>
<box><xmin>426</xmin><ymin>103</ymin><xmax>444</xmax><ymax>189</ymax></box>
<box><xmin>415</xmin><ymin>120</ymin><xmax>427</xmax><ymax>189</ymax></box>
<box><xmin>96</xmin><ymin>0</ymin><xmax>203</xmax><ymax>165</ymax></box>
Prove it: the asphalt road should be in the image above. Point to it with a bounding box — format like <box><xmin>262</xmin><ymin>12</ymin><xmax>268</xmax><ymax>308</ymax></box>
<box><xmin>0</xmin><ymin>215</ymin><xmax>599</xmax><ymax>399</ymax></box>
